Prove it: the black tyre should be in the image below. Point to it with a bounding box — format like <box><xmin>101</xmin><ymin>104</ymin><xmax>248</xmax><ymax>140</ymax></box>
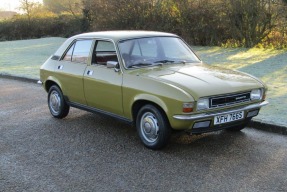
<box><xmin>48</xmin><ymin>85</ymin><xmax>70</xmax><ymax>119</ymax></box>
<box><xmin>136</xmin><ymin>104</ymin><xmax>171</xmax><ymax>149</ymax></box>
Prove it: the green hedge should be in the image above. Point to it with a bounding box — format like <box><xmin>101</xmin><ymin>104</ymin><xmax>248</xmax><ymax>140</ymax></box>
<box><xmin>0</xmin><ymin>15</ymin><xmax>83</xmax><ymax>41</ymax></box>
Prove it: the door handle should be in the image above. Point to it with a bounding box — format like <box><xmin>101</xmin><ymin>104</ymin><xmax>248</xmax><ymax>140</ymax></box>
<box><xmin>87</xmin><ymin>70</ymin><xmax>93</xmax><ymax>75</ymax></box>
<box><xmin>57</xmin><ymin>65</ymin><xmax>63</xmax><ymax>70</ymax></box>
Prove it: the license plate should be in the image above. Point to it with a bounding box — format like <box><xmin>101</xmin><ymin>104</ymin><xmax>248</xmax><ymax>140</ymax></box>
<box><xmin>214</xmin><ymin>111</ymin><xmax>244</xmax><ymax>125</ymax></box>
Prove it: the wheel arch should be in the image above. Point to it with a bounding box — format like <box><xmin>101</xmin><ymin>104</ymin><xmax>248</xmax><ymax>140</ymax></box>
<box><xmin>131</xmin><ymin>97</ymin><xmax>170</xmax><ymax>126</ymax></box>
<box><xmin>44</xmin><ymin>77</ymin><xmax>62</xmax><ymax>93</ymax></box>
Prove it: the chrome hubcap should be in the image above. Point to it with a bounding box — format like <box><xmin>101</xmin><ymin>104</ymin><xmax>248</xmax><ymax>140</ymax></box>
<box><xmin>140</xmin><ymin>112</ymin><xmax>159</xmax><ymax>143</ymax></box>
<box><xmin>49</xmin><ymin>90</ymin><xmax>61</xmax><ymax>114</ymax></box>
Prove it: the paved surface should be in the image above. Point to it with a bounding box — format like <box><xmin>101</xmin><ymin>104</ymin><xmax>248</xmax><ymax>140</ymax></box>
<box><xmin>1</xmin><ymin>78</ymin><xmax>287</xmax><ymax>192</ymax></box>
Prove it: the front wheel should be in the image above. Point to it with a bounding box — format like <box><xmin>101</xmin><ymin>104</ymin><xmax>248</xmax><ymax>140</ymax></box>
<box><xmin>136</xmin><ymin>105</ymin><xmax>171</xmax><ymax>150</ymax></box>
<box><xmin>48</xmin><ymin>85</ymin><xmax>70</xmax><ymax>119</ymax></box>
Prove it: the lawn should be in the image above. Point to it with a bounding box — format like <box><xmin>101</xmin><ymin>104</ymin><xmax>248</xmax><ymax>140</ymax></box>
<box><xmin>0</xmin><ymin>37</ymin><xmax>286</xmax><ymax>126</ymax></box>
<box><xmin>193</xmin><ymin>46</ymin><xmax>287</xmax><ymax>126</ymax></box>
<box><xmin>0</xmin><ymin>37</ymin><xmax>66</xmax><ymax>79</ymax></box>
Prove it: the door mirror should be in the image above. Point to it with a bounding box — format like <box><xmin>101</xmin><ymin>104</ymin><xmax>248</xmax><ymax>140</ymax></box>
<box><xmin>107</xmin><ymin>61</ymin><xmax>120</xmax><ymax>72</ymax></box>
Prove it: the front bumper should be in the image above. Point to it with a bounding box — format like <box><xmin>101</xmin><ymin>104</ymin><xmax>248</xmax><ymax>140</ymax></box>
<box><xmin>173</xmin><ymin>100</ymin><xmax>268</xmax><ymax>121</ymax></box>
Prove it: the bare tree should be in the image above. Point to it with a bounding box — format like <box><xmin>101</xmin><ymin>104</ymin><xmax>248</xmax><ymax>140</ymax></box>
<box><xmin>43</xmin><ymin>0</ymin><xmax>82</xmax><ymax>17</ymax></box>
<box><xmin>80</xmin><ymin>0</ymin><xmax>287</xmax><ymax>47</ymax></box>
<box><xmin>20</xmin><ymin>0</ymin><xmax>35</xmax><ymax>24</ymax></box>
<box><xmin>224</xmin><ymin>0</ymin><xmax>281</xmax><ymax>47</ymax></box>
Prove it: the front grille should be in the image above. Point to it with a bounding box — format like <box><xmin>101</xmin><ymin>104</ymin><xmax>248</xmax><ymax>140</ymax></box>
<box><xmin>210</xmin><ymin>92</ymin><xmax>251</xmax><ymax>108</ymax></box>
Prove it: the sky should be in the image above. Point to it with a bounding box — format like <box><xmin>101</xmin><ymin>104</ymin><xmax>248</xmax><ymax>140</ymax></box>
<box><xmin>0</xmin><ymin>0</ymin><xmax>43</xmax><ymax>12</ymax></box>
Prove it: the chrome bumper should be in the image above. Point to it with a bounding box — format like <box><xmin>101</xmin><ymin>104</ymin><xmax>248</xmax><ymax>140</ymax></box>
<box><xmin>173</xmin><ymin>101</ymin><xmax>269</xmax><ymax>120</ymax></box>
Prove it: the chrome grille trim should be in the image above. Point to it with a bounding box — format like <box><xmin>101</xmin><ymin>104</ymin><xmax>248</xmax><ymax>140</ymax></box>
<box><xmin>210</xmin><ymin>92</ymin><xmax>251</xmax><ymax>108</ymax></box>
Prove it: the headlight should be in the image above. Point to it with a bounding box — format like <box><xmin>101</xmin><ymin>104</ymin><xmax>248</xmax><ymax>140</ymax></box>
<box><xmin>197</xmin><ymin>98</ymin><xmax>209</xmax><ymax>111</ymax></box>
<box><xmin>251</xmin><ymin>89</ymin><xmax>262</xmax><ymax>100</ymax></box>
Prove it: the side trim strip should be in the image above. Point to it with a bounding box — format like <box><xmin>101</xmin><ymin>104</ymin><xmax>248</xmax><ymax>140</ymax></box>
<box><xmin>173</xmin><ymin>100</ymin><xmax>269</xmax><ymax>120</ymax></box>
<box><xmin>67</xmin><ymin>101</ymin><xmax>133</xmax><ymax>124</ymax></box>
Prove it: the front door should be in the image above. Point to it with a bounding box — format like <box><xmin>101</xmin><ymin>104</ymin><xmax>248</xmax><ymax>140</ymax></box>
<box><xmin>84</xmin><ymin>40</ymin><xmax>123</xmax><ymax>116</ymax></box>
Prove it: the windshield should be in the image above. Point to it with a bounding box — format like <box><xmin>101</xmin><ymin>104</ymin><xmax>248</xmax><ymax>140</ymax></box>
<box><xmin>118</xmin><ymin>37</ymin><xmax>201</xmax><ymax>68</ymax></box>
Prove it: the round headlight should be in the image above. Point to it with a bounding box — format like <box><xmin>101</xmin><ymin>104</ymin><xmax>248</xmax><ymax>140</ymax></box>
<box><xmin>197</xmin><ymin>98</ymin><xmax>209</xmax><ymax>111</ymax></box>
<box><xmin>251</xmin><ymin>89</ymin><xmax>262</xmax><ymax>100</ymax></box>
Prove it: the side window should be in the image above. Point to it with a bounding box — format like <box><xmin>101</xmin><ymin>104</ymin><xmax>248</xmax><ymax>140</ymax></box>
<box><xmin>62</xmin><ymin>40</ymin><xmax>93</xmax><ymax>64</ymax></box>
<box><xmin>96</xmin><ymin>41</ymin><xmax>116</xmax><ymax>51</ymax></box>
<box><xmin>72</xmin><ymin>40</ymin><xmax>93</xmax><ymax>63</ymax></box>
<box><xmin>92</xmin><ymin>40</ymin><xmax>118</xmax><ymax>65</ymax></box>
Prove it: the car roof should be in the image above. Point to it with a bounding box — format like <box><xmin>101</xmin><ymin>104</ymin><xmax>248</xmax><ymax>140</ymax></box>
<box><xmin>54</xmin><ymin>31</ymin><xmax>178</xmax><ymax>56</ymax></box>
<box><xmin>73</xmin><ymin>31</ymin><xmax>178</xmax><ymax>42</ymax></box>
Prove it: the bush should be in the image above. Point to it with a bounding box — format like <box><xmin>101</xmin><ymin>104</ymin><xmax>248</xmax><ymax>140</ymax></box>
<box><xmin>1</xmin><ymin>0</ymin><xmax>286</xmax><ymax>49</ymax></box>
<box><xmin>0</xmin><ymin>14</ymin><xmax>83</xmax><ymax>41</ymax></box>
<box><xmin>83</xmin><ymin>0</ymin><xmax>287</xmax><ymax>48</ymax></box>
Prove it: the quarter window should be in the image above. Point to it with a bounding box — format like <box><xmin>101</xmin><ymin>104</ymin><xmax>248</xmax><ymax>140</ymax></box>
<box><xmin>63</xmin><ymin>43</ymin><xmax>75</xmax><ymax>62</ymax></box>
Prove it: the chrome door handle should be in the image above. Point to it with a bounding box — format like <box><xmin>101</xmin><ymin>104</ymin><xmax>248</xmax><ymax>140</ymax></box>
<box><xmin>57</xmin><ymin>65</ymin><xmax>63</xmax><ymax>70</ymax></box>
<box><xmin>87</xmin><ymin>70</ymin><xmax>93</xmax><ymax>75</ymax></box>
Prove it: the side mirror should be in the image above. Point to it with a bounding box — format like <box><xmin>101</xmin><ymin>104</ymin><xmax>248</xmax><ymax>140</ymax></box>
<box><xmin>107</xmin><ymin>61</ymin><xmax>120</xmax><ymax>72</ymax></box>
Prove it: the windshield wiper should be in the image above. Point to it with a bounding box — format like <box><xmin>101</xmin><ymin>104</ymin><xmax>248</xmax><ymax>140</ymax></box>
<box><xmin>128</xmin><ymin>63</ymin><xmax>153</xmax><ymax>68</ymax></box>
<box><xmin>175</xmin><ymin>60</ymin><xmax>187</xmax><ymax>64</ymax></box>
<box><xmin>154</xmin><ymin>60</ymin><xmax>175</xmax><ymax>64</ymax></box>
<box><xmin>129</xmin><ymin>61</ymin><xmax>164</xmax><ymax>68</ymax></box>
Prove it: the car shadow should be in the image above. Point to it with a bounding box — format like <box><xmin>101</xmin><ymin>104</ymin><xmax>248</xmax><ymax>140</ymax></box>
<box><xmin>51</xmin><ymin>109</ymin><xmax>249</xmax><ymax>154</ymax></box>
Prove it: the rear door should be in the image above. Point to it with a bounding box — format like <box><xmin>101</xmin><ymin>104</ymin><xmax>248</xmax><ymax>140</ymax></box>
<box><xmin>84</xmin><ymin>40</ymin><xmax>124</xmax><ymax>116</ymax></box>
<box><xmin>55</xmin><ymin>39</ymin><xmax>93</xmax><ymax>104</ymax></box>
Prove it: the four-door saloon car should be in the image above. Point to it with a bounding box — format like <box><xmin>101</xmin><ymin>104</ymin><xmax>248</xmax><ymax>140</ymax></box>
<box><xmin>39</xmin><ymin>31</ymin><xmax>268</xmax><ymax>149</ymax></box>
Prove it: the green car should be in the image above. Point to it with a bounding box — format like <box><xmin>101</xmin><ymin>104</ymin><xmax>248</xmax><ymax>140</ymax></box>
<box><xmin>39</xmin><ymin>31</ymin><xmax>268</xmax><ymax>149</ymax></box>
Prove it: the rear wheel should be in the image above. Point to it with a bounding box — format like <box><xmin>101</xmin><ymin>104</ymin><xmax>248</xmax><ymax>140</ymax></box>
<box><xmin>136</xmin><ymin>104</ymin><xmax>171</xmax><ymax>149</ymax></box>
<box><xmin>48</xmin><ymin>85</ymin><xmax>70</xmax><ymax>119</ymax></box>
